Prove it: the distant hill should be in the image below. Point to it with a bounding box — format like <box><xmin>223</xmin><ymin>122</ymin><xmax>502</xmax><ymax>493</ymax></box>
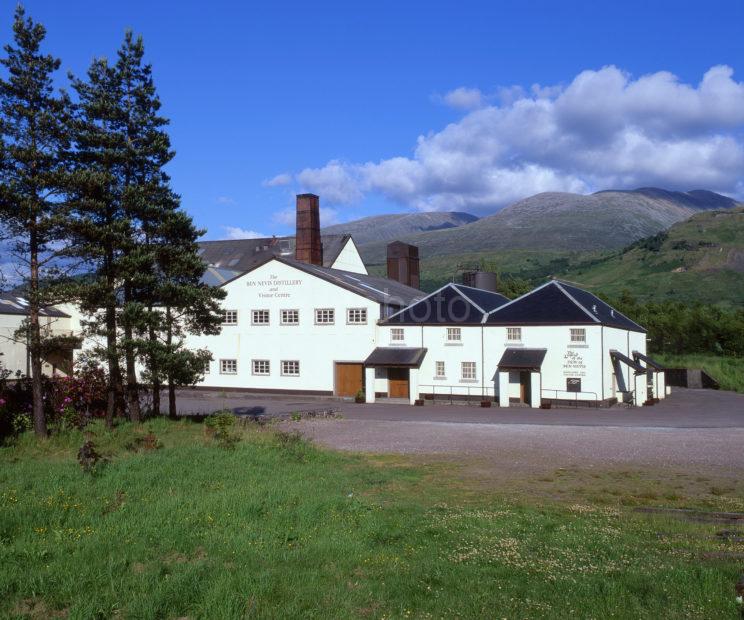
<box><xmin>556</xmin><ymin>207</ymin><xmax>744</xmax><ymax>306</ymax></box>
<box><xmin>356</xmin><ymin>188</ymin><xmax>740</xmax><ymax>262</ymax></box>
<box><xmin>322</xmin><ymin>211</ymin><xmax>477</xmax><ymax>245</ymax></box>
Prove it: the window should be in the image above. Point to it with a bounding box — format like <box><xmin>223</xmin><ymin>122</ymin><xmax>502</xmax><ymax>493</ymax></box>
<box><xmin>220</xmin><ymin>359</ymin><xmax>237</xmax><ymax>375</ymax></box>
<box><xmin>252</xmin><ymin>309</ymin><xmax>270</xmax><ymax>325</ymax></box>
<box><xmin>221</xmin><ymin>310</ymin><xmax>238</xmax><ymax>325</ymax></box>
<box><xmin>507</xmin><ymin>327</ymin><xmax>522</xmax><ymax>342</ymax></box>
<box><xmin>446</xmin><ymin>327</ymin><xmax>461</xmax><ymax>342</ymax></box>
<box><xmin>390</xmin><ymin>328</ymin><xmax>404</xmax><ymax>342</ymax></box>
<box><xmin>281</xmin><ymin>309</ymin><xmax>299</xmax><ymax>325</ymax></box>
<box><xmin>252</xmin><ymin>359</ymin><xmax>270</xmax><ymax>375</ymax></box>
<box><xmin>570</xmin><ymin>328</ymin><xmax>586</xmax><ymax>343</ymax></box>
<box><xmin>315</xmin><ymin>308</ymin><xmax>335</xmax><ymax>325</ymax></box>
<box><xmin>461</xmin><ymin>361</ymin><xmax>477</xmax><ymax>381</ymax></box>
<box><xmin>435</xmin><ymin>361</ymin><xmax>446</xmax><ymax>378</ymax></box>
<box><xmin>204</xmin><ymin>361</ymin><xmax>210</xmax><ymax>375</ymax></box>
<box><xmin>281</xmin><ymin>360</ymin><xmax>300</xmax><ymax>376</ymax></box>
<box><xmin>347</xmin><ymin>308</ymin><xmax>367</xmax><ymax>324</ymax></box>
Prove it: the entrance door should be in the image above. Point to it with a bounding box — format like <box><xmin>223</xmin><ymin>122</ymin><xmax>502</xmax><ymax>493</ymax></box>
<box><xmin>519</xmin><ymin>371</ymin><xmax>531</xmax><ymax>404</ymax></box>
<box><xmin>388</xmin><ymin>368</ymin><xmax>410</xmax><ymax>399</ymax></box>
<box><xmin>335</xmin><ymin>363</ymin><xmax>364</xmax><ymax>397</ymax></box>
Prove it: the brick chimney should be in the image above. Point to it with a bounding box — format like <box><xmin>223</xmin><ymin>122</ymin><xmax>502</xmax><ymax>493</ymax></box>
<box><xmin>386</xmin><ymin>241</ymin><xmax>420</xmax><ymax>289</ymax></box>
<box><xmin>294</xmin><ymin>193</ymin><xmax>323</xmax><ymax>265</ymax></box>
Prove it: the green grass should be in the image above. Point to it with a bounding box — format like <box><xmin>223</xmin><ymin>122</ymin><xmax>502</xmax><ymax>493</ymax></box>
<box><xmin>1</xmin><ymin>420</ymin><xmax>743</xmax><ymax>619</ymax></box>
<box><xmin>655</xmin><ymin>353</ymin><xmax>744</xmax><ymax>393</ymax></box>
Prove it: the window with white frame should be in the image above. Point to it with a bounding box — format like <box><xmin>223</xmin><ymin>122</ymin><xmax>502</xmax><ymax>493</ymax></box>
<box><xmin>252</xmin><ymin>309</ymin><xmax>270</xmax><ymax>325</ymax></box>
<box><xmin>220</xmin><ymin>359</ymin><xmax>237</xmax><ymax>374</ymax></box>
<box><xmin>221</xmin><ymin>310</ymin><xmax>238</xmax><ymax>325</ymax></box>
<box><xmin>315</xmin><ymin>308</ymin><xmax>335</xmax><ymax>325</ymax></box>
<box><xmin>446</xmin><ymin>327</ymin><xmax>461</xmax><ymax>342</ymax></box>
<box><xmin>570</xmin><ymin>328</ymin><xmax>586</xmax><ymax>343</ymax></box>
<box><xmin>461</xmin><ymin>361</ymin><xmax>477</xmax><ymax>380</ymax></box>
<box><xmin>507</xmin><ymin>327</ymin><xmax>522</xmax><ymax>342</ymax></box>
<box><xmin>347</xmin><ymin>308</ymin><xmax>367</xmax><ymax>324</ymax></box>
<box><xmin>435</xmin><ymin>361</ymin><xmax>446</xmax><ymax>378</ymax></box>
<box><xmin>252</xmin><ymin>359</ymin><xmax>270</xmax><ymax>375</ymax></box>
<box><xmin>390</xmin><ymin>328</ymin><xmax>404</xmax><ymax>342</ymax></box>
<box><xmin>281</xmin><ymin>360</ymin><xmax>300</xmax><ymax>376</ymax></box>
<box><xmin>281</xmin><ymin>309</ymin><xmax>299</xmax><ymax>325</ymax></box>
<box><xmin>204</xmin><ymin>361</ymin><xmax>210</xmax><ymax>375</ymax></box>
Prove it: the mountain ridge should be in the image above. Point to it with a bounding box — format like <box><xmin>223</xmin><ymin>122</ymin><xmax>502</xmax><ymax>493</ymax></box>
<box><xmin>353</xmin><ymin>188</ymin><xmax>740</xmax><ymax>262</ymax></box>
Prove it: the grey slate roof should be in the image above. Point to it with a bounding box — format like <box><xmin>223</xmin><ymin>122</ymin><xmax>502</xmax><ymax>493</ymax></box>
<box><xmin>486</xmin><ymin>280</ymin><xmax>645</xmax><ymax>332</ymax></box>
<box><xmin>197</xmin><ymin>234</ymin><xmax>352</xmax><ymax>272</ymax></box>
<box><xmin>383</xmin><ymin>283</ymin><xmax>509</xmax><ymax>325</ymax></box>
<box><xmin>496</xmin><ymin>348</ymin><xmax>547</xmax><ymax>371</ymax></box>
<box><xmin>0</xmin><ymin>293</ymin><xmax>69</xmax><ymax>318</ymax></box>
<box><xmin>364</xmin><ymin>347</ymin><xmax>428</xmax><ymax>368</ymax></box>
<box><xmin>610</xmin><ymin>350</ymin><xmax>646</xmax><ymax>374</ymax></box>
<box><xmin>279</xmin><ymin>258</ymin><xmax>423</xmax><ymax>308</ymax></box>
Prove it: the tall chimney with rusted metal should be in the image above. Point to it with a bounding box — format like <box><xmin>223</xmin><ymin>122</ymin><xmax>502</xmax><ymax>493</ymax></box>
<box><xmin>295</xmin><ymin>193</ymin><xmax>323</xmax><ymax>265</ymax></box>
<box><xmin>386</xmin><ymin>241</ymin><xmax>420</xmax><ymax>289</ymax></box>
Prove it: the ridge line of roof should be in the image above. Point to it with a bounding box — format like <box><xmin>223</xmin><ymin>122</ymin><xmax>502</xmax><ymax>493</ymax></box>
<box><xmin>382</xmin><ymin>282</ymin><xmax>455</xmax><ymax>322</ymax></box>
<box><xmin>557</xmin><ymin>279</ymin><xmax>646</xmax><ymax>332</ymax></box>
<box><xmin>553</xmin><ymin>281</ymin><xmax>601</xmax><ymax>323</ymax></box>
<box><xmin>484</xmin><ymin>279</ymin><xmax>554</xmax><ymax>318</ymax></box>
<box><xmin>450</xmin><ymin>284</ymin><xmax>487</xmax><ymax>315</ymax></box>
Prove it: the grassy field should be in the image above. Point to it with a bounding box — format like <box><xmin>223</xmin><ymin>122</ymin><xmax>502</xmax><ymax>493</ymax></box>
<box><xmin>655</xmin><ymin>353</ymin><xmax>744</xmax><ymax>393</ymax></box>
<box><xmin>1</xmin><ymin>419</ymin><xmax>743</xmax><ymax>619</ymax></box>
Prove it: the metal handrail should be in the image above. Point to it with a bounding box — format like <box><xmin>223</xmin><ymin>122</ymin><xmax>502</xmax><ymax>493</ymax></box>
<box><xmin>540</xmin><ymin>388</ymin><xmax>599</xmax><ymax>405</ymax></box>
<box><xmin>418</xmin><ymin>384</ymin><xmax>495</xmax><ymax>406</ymax></box>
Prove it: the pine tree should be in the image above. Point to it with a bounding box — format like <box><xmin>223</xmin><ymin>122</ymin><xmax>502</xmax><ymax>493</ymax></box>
<box><xmin>0</xmin><ymin>7</ymin><xmax>73</xmax><ymax>436</ymax></box>
<box><xmin>68</xmin><ymin>54</ymin><xmax>130</xmax><ymax>428</ymax></box>
<box><xmin>149</xmin><ymin>210</ymin><xmax>225</xmax><ymax>419</ymax></box>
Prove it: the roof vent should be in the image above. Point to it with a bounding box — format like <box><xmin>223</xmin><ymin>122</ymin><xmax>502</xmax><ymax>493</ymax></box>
<box><xmin>592</xmin><ymin>304</ymin><xmax>598</xmax><ymax>314</ymax></box>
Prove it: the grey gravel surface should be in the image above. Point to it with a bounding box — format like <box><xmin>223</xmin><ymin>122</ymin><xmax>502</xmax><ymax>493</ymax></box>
<box><xmin>288</xmin><ymin>418</ymin><xmax>744</xmax><ymax>474</ymax></box>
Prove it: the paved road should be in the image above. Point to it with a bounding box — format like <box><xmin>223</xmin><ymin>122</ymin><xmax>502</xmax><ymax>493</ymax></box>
<box><xmin>172</xmin><ymin>387</ymin><xmax>744</xmax><ymax>428</ymax></box>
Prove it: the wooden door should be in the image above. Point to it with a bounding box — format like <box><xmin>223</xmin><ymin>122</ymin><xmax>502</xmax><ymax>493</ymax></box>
<box><xmin>335</xmin><ymin>363</ymin><xmax>364</xmax><ymax>397</ymax></box>
<box><xmin>388</xmin><ymin>368</ymin><xmax>409</xmax><ymax>399</ymax></box>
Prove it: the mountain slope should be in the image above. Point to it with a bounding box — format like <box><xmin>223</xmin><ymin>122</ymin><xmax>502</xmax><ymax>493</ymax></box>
<box><xmin>322</xmin><ymin>211</ymin><xmax>477</xmax><ymax>245</ymax></box>
<box><xmin>356</xmin><ymin>188</ymin><xmax>740</xmax><ymax>262</ymax></box>
<box><xmin>556</xmin><ymin>207</ymin><xmax>744</xmax><ymax>305</ymax></box>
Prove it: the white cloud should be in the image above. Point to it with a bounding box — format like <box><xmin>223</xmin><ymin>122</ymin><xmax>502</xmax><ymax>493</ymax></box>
<box><xmin>440</xmin><ymin>87</ymin><xmax>484</xmax><ymax>110</ymax></box>
<box><xmin>263</xmin><ymin>173</ymin><xmax>292</xmax><ymax>187</ymax></box>
<box><xmin>221</xmin><ymin>226</ymin><xmax>266</xmax><ymax>240</ymax></box>
<box><xmin>280</xmin><ymin>65</ymin><xmax>744</xmax><ymax>213</ymax></box>
<box><xmin>216</xmin><ymin>196</ymin><xmax>237</xmax><ymax>205</ymax></box>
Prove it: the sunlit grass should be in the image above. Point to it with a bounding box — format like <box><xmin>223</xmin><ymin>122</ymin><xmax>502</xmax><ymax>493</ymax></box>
<box><xmin>1</xmin><ymin>420</ymin><xmax>742</xmax><ymax>619</ymax></box>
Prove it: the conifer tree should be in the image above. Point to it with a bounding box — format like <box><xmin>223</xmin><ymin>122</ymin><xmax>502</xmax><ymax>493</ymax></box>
<box><xmin>0</xmin><ymin>7</ymin><xmax>72</xmax><ymax>436</ymax></box>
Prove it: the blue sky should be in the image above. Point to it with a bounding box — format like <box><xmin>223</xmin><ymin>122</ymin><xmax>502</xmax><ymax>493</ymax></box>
<box><xmin>10</xmin><ymin>0</ymin><xmax>744</xmax><ymax>239</ymax></box>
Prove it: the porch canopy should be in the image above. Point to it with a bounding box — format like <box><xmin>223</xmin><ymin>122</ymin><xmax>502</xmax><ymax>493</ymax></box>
<box><xmin>494</xmin><ymin>348</ymin><xmax>547</xmax><ymax>376</ymax></box>
<box><xmin>364</xmin><ymin>347</ymin><xmax>427</xmax><ymax>368</ymax></box>
<box><xmin>632</xmin><ymin>350</ymin><xmax>665</xmax><ymax>370</ymax></box>
<box><xmin>610</xmin><ymin>349</ymin><xmax>646</xmax><ymax>394</ymax></box>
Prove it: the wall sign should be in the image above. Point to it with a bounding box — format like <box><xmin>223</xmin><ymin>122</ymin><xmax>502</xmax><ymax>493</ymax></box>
<box><xmin>247</xmin><ymin>274</ymin><xmax>303</xmax><ymax>299</ymax></box>
<box><xmin>566</xmin><ymin>377</ymin><xmax>582</xmax><ymax>392</ymax></box>
<box><xmin>562</xmin><ymin>349</ymin><xmax>587</xmax><ymax>377</ymax></box>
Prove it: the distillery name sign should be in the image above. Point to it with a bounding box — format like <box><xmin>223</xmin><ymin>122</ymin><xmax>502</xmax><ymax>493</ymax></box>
<box><xmin>247</xmin><ymin>274</ymin><xmax>303</xmax><ymax>299</ymax></box>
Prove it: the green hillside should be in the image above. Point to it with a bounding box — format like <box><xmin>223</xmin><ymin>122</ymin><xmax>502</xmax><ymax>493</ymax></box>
<box><xmin>556</xmin><ymin>208</ymin><xmax>744</xmax><ymax>306</ymax></box>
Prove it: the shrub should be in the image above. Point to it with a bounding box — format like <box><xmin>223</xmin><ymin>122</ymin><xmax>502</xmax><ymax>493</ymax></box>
<box><xmin>77</xmin><ymin>440</ymin><xmax>106</xmax><ymax>475</ymax></box>
<box><xmin>204</xmin><ymin>411</ymin><xmax>240</xmax><ymax>449</ymax></box>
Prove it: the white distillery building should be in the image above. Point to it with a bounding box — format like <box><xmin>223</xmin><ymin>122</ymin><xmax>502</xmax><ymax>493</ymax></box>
<box><xmin>188</xmin><ymin>194</ymin><xmax>665</xmax><ymax>408</ymax></box>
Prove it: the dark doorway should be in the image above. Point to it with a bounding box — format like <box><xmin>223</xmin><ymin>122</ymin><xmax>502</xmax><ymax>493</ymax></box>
<box><xmin>519</xmin><ymin>371</ymin><xmax>531</xmax><ymax>404</ymax></box>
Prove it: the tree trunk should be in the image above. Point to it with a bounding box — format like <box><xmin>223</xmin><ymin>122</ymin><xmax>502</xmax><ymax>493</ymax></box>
<box><xmin>148</xmin><ymin>308</ymin><xmax>160</xmax><ymax>417</ymax></box>
<box><xmin>28</xmin><ymin>228</ymin><xmax>47</xmax><ymax>437</ymax></box>
<box><xmin>166</xmin><ymin>306</ymin><xmax>177</xmax><ymax>420</ymax></box>
<box><xmin>122</xmin><ymin>289</ymin><xmax>141</xmax><ymax>423</ymax></box>
<box><xmin>104</xmin><ymin>302</ymin><xmax>120</xmax><ymax>429</ymax></box>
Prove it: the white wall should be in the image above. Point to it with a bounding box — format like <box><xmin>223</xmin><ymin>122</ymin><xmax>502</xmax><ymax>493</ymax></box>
<box><xmin>0</xmin><ymin>312</ymin><xmax>75</xmax><ymax>377</ymax></box>
<box><xmin>188</xmin><ymin>259</ymin><xmax>380</xmax><ymax>393</ymax></box>
<box><xmin>330</xmin><ymin>238</ymin><xmax>368</xmax><ymax>274</ymax></box>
